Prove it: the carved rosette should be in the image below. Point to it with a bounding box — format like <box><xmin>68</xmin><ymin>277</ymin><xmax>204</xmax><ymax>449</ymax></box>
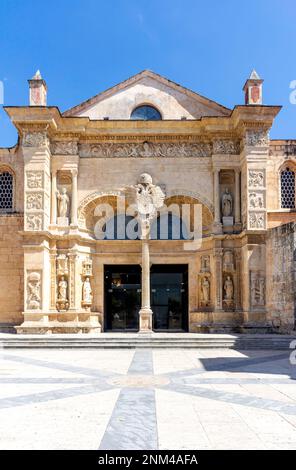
<box><xmin>79</xmin><ymin>141</ymin><xmax>212</xmax><ymax>158</ymax></box>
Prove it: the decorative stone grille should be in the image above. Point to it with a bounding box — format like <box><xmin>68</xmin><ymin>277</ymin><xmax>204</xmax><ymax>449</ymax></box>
<box><xmin>281</xmin><ymin>168</ymin><xmax>295</xmax><ymax>209</ymax></box>
<box><xmin>0</xmin><ymin>171</ymin><xmax>13</xmax><ymax>211</ymax></box>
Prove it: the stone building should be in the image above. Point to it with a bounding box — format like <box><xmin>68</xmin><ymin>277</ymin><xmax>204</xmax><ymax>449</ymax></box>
<box><xmin>0</xmin><ymin>69</ymin><xmax>295</xmax><ymax>334</ymax></box>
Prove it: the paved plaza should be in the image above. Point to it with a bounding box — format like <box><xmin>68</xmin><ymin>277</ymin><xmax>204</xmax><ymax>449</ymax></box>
<box><xmin>0</xmin><ymin>347</ymin><xmax>296</xmax><ymax>450</ymax></box>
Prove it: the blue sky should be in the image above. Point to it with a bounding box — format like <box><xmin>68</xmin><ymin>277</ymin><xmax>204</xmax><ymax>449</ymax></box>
<box><xmin>0</xmin><ymin>0</ymin><xmax>295</xmax><ymax>146</ymax></box>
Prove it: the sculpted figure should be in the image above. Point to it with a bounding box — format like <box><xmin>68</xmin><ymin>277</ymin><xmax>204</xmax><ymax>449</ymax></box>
<box><xmin>57</xmin><ymin>187</ymin><xmax>69</xmax><ymax>218</ymax></box>
<box><xmin>224</xmin><ymin>276</ymin><xmax>234</xmax><ymax>301</ymax></box>
<box><xmin>201</xmin><ymin>277</ymin><xmax>210</xmax><ymax>303</ymax></box>
<box><xmin>82</xmin><ymin>277</ymin><xmax>92</xmax><ymax>304</ymax></box>
<box><xmin>27</xmin><ymin>272</ymin><xmax>41</xmax><ymax>309</ymax></box>
<box><xmin>58</xmin><ymin>276</ymin><xmax>68</xmax><ymax>301</ymax></box>
<box><xmin>222</xmin><ymin>188</ymin><xmax>233</xmax><ymax>217</ymax></box>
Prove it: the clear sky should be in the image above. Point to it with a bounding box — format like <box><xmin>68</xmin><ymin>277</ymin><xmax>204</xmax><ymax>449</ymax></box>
<box><xmin>0</xmin><ymin>0</ymin><xmax>295</xmax><ymax>147</ymax></box>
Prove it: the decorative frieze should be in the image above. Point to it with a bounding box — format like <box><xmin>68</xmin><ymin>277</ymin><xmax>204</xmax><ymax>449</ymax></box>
<box><xmin>79</xmin><ymin>141</ymin><xmax>212</xmax><ymax>158</ymax></box>
<box><xmin>213</xmin><ymin>139</ymin><xmax>240</xmax><ymax>155</ymax></box>
<box><xmin>22</xmin><ymin>131</ymin><xmax>49</xmax><ymax>147</ymax></box>
<box><xmin>26</xmin><ymin>271</ymin><xmax>41</xmax><ymax>310</ymax></box>
<box><xmin>51</xmin><ymin>141</ymin><xmax>78</xmax><ymax>155</ymax></box>
<box><xmin>245</xmin><ymin>129</ymin><xmax>269</xmax><ymax>147</ymax></box>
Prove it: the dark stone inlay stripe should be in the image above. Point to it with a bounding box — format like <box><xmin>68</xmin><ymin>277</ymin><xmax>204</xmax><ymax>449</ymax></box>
<box><xmin>99</xmin><ymin>348</ymin><xmax>158</xmax><ymax>450</ymax></box>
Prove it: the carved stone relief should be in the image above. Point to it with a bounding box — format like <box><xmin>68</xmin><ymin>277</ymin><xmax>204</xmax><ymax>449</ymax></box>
<box><xmin>250</xmin><ymin>271</ymin><xmax>265</xmax><ymax>308</ymax></box>
<box><xmin>248</xmin><ymin>170</ymin><xmax>265</xmax><ymax>188</ymax></box>
<box><xmin>223</xmin><ymin>250</ymin><xmax>234</xmax><ymax>272</ymax></box>
<box><xmin>51</xmin><ymin>141</ymin><xmax>78</xmax><ymax>155</ymax></box>
<box><xmin>213</xmin><ymin>139</ymin><xmax>240</xmax><ymax>154</ymax></box>
<box><xmin>200</xmin><ymin>255</ymin><xmax>210</xmax><ymax>272</ymax></box>
<box><xmin>23</xmin><ymin>131</ymin><xmax>48</xmax><ymax>147</ymax></box>
<box><xmin>249</xmin><ymin>192</ymin><xmax>264</xmax><ymax>209</ymax></box>
<box><xmin>223</xmin><ymin>275</ymin><xmax>234</xmax><ymax>308</ymax></box>
<box><xmin>249</xmin><ymin>212</ymin><xmax>265</xmax><ymax>229</ymax></box>
<box><xmin>26</xmin><ymin>193</ymin><xmax>43</xmax><ymax>210</ymax></box>
<box><xmin>79</xmin><ymin>141</ymin><xmax>212</xmax><ymax>158</ymax></box>
<box><xmin>56</xmin><ymin>254</ymin><xmax>69</xmax><ymax>311</ymax></box>
<box><xmin>27</xmin><ymin>271</ymin><xmax>41</xmax><ymax>310</ymax></box>
<box><xmin>245</xmin><ymin>130</ymin><xmax>269</xmax><ymax>147</ymax></box>
<box><xmin>26</xmin><ymin>171</ymin><xmax>43</xmax><ymax>189</ymax></box>
<box><xmin>25</xmin><ymin>214</ymin><xmax>43</xmax><ymax>231</ymax></box>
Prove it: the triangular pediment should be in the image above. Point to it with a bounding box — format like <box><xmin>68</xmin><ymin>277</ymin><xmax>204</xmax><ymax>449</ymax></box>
<box><xmin>63</xmin><ymin>70</ymin><xmax>231</xmax><ymax>120</ymax></box>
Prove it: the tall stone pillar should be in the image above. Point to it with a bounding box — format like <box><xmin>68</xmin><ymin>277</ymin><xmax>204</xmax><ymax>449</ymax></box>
<box><xmin>51</xmin><ymin>170</ymin><xmax>57</xmax><ymax>225</ymax></box>
<box><xmin>139</xmin><ymin>229</ymin><xmax>153</xmax><ymax>332</ymax></box>
<box><xmin>71</xmin><ymin>170</ymin><xmax>78</xmax><ymax>226</ymax></box>
<box><xmin>235</xmin><ymin>169</ymin><xmax>241</xmax><ymax>225</ymax></box>
<box><xmin>213</xmin><ymin>169</ymin><xmax>222</xmax><ymax>233</ymax></box>
<box><xmin>213</xmin><ymin>248</ymin><xmax>223</xmax><ymax>311</ymax></box>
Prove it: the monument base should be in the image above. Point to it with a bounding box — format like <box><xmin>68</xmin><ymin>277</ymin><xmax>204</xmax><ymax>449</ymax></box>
<box><xmin>139</xmin><ymin>307</ymin><xmax>153</xmax><ymax>332</ymax></box>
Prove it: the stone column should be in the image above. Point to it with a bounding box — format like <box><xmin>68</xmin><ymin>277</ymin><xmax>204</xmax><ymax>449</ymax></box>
<box><xmin>235</xmin><ymin>169</ymin><xmax>241</xmax><ymax>224</ymax></box>
<box><xmin>213</xmin><ymin>169</ymin><xmax>222</xmax><ymax>233</ymax></box>
<box><xmin>139</xmin><ymin>224</ymin><xmax>153</xmax><ymax>332</ymax></box>
<box><xmin>51</xmin><ymin>170</ymin><xmax>57</xmax><ymax>225</ymax></box>
<box><xmin>71</xmin><ymin>169</ymin><xmax>78</xmax><ymax>226</ymax></box>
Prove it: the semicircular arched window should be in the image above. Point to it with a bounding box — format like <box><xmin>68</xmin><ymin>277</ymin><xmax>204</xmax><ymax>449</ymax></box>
<box><xmin>0</xmin><ymin>169</ymin><xmax>14</xmax><ymax>212</ymax></box>
<box><xmin>130</xmin><ymin>105</ymin><xmax>162</xmax><ymax>121</ymax></box>
<box><xmin>281</xmin><ymin>167</ymin><xmax>295</xmax><ymax>209</ymax></box>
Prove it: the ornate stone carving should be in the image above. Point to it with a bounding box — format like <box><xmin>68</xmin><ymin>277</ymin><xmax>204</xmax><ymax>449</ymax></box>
<box><xmin>56</xmin><ymin>254</ymin><xmax>69</xmax><ymax>277</ymax></box>
<box><xmin>213</xmin><ymin>139</ymin><xmax>240</xmax><ymax>154</ymax></box>
<box><xmin>26</xmin><ymin>171</ymin><xmax>43</xmax><ymax>189</ymax></box>
<box><xmin>200</xmin><ymin>275</ymin><xmax>211</xmax><ymax>306</ymax></box>
<box><xmin>26</xmin><ymin>193</ymin><xmax>42</xmax><ymax>210</ymax></box>
<box><xmin>249</xmin><ymin>192</ymin><xmax>264</xmax><ymax>209</ymax></box>
<box><xmin>26</xmin><ymin>214</ymin><xmax>43</xmax><ymax>231</ymax></box>
<box><xmin>23</xmin><ymin>131</ymin><xmax>48</xmax><ymax>147</ymax></box>
<box><xmin>79</xmin><ymin>141</ymin><xmax>212</xmax><ymax>158</ymax></box>
<box><xmin>223</xmin><ymin>275</ymin><xmax>234</xmax><ymax>304</ymax></box>
<box><xmin>223</xmin><ymin>250</ymin><xmax>234</xmax><ymax>272</ymax></box>
<box><xmin>250</xmin><ymin>272</ymin><xmax>265</xmax><ymax>307</ymax></box>
<box><xmin>221</xmin><ymin>188</ymin><xmax>233</xmax><ymax>217</ymax></box>
<box><xmin>82</xmin><ymin>258</ymin><xmax>93</xmax><ymax>277</ymax></box>
<box><xmin>57</xmin><ymin>188</ymin><xmax>69</xmax><ymax>218</ymax></box>
<box><xmin>82</xmin><ymin>277</ymin><xmax>92</xmax><ymax>306</ymax></box>
<box><xmin>245</xmin><ymin>130</ymin><xmax>269</xmax><ymax>147</ymax></box>
<box><xmin>200</xmin><ymin>255</ymin><xmax>210</xmax><ymax>272</ymax></box>
<box><xmin>126</xmin><ymin>173</ymin><xmax>165</xmax><ymax>224</ymax></box>
<box><xmin>248</xmin><ymin>170</ymin><xmax>265</xmax><ymax>188</ymax></box>
<box><xmin>51</xmin><ymin>141</ymin><xmax>78</xmax><ymax>155</ymax></box>
<box><xmin>27</xmin><ymin>271</ymin><xmax>41</xmax><ymax>310</ymax></box>
<box><xmin>57</xmin><ymin>276</ymin><xmax>68</xmax><ymax>302</ymax></box>
<box><xmin>249</xmin><ymin>212</ymin><xmax>265</xmax><ymax>229</ymax></box>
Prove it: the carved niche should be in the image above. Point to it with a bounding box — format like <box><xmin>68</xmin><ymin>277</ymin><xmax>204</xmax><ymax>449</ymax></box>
<box><xmin>81</xmin><ymin>257</ymin><xmax>93</xmax><ymax>310</ymax></box>
<box><xmin>250</xmin><ymin>271</ymin><xmax>265</xmax><ymax>308</ymax></box>
<box><xmin>199</xmin><ymin>255</ymin><xmax>211</xmax><ymax>308</ymax></box>
<box><xmin>56</xmin><ymin>254</ymin><xmax>69</xmax><ymax>311</ymax></box>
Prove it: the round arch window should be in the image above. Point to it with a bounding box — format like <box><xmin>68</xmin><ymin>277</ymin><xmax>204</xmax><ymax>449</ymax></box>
<box><xmin>130</xmin><ymin>105</ymin><xmax>162</xmax><ymax>121</ymax></box>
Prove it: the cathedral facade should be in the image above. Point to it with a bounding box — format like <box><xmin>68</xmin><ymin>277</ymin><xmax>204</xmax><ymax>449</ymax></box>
<box><xmin>0</xmin><ymin>69</ymin><xmax>295</xmax><ymax>334</ymax></box>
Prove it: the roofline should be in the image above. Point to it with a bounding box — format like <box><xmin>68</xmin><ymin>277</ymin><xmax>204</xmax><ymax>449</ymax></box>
<box><xmin>62</xmin><ymin>69</ymin><xmax>232</xmax><ymax>117</ymax></box>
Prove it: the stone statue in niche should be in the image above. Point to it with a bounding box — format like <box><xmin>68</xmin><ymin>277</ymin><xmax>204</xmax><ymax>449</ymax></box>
<box><xmin>58</xmin><ymin>276</ymin><xmax>68</xmax><ymax>301</ymax></box>
<box><xmin>201</xmin><ymin>276</ymin><xmax>210</xmax><ymax>305</ymax></box>
<box><xmin>224</xmin><ymin>276</ymin><xmax>234</xmax><ymax>302</ymax></box>
<box><xmin>82</xmin><ymin>277</ymin><xmax>92</xmax><ymax>305</ymax></box>
<box><xmin>222</xmin><ymin>188</ymin><xmax>233</xmax><ymax>217</ymax></box>
<box><xmin>57</xmin><ymin>188</ymin><xmax>70</xmax><ymax>225</ymax></box>
<box><xmin>27</xmin><ymin>272</ymin><xmax>41</xmax><ymax>309</ymax></box>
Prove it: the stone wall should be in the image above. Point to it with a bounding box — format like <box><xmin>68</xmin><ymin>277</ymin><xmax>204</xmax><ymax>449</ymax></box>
<box><xmin>0</xmin><ymin>215</ymin><xmax>24</xmax><ymax>330</ymax></box>
<box><xmin>266</xmin><ymin>222</ymin><xmax>296</xmax><ymax>332</ymax></box>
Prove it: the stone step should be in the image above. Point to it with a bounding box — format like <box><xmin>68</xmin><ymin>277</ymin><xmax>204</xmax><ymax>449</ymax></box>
<box><xmin>0</xmin><ymin>333</ymin><xmax>295</xmax><ymax>349</ymax></box>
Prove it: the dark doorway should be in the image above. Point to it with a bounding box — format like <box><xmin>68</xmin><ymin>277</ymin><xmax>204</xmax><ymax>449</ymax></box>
<box><xmin>151</xmin><ymin>264</ymin><xmax>188</xmax><ymax>331</ymax></box>
<box><xmin>104</xmin><ymin>265</ymin><xmax>141</xmax><ymax>331</ymax></box>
